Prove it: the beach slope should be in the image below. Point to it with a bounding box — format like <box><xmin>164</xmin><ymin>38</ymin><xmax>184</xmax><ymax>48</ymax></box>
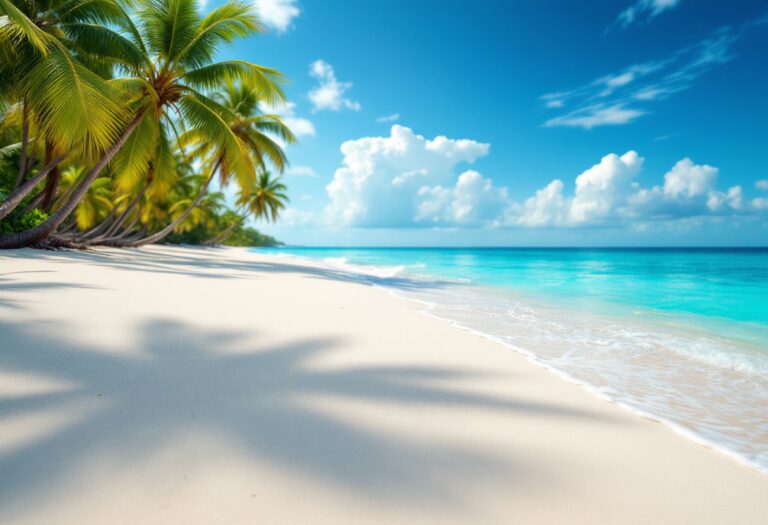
<box><xmin>1</xmin><ymin>246</ymin><xmax>766</xmax><ymax>524</ymax></box>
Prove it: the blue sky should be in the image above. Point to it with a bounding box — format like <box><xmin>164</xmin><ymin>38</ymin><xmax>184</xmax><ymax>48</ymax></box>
<box><xmin>217</xmin><ymin>0</ymin><xmax>767</xmax><ymax>246</ymax></box>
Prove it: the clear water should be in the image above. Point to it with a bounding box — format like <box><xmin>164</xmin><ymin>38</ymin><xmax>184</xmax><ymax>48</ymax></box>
<box><xmin>258</xmin><ymin>247</ymin><xmax>768</xmax><ymax>473</ymax></box>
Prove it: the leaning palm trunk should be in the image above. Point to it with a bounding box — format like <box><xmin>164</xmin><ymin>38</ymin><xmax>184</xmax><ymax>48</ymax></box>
<box><xmin>18</xmin><ymin>191</ymin><xmax>45</xmax><ymax>216</ymax></box>
<box><xmin>0</xmin><ymin>154</ymin><xmax>67</xmax><ymax>221</ymax></box>
<box><xmin>92</xmin><ymin>175</ymin><xmax>153</xmax><ymax>242</ymax></box>
<box><xmin>117</xmin><ymin>161</ymin><xmax>220</xmax><ymax>248</ymax></box>
<box><xmin>78</xmin><ymin>205</ymin><xmax>121</xmax><ymax>240</ymax></box>
<box><xmin>91</xmin><ymin>221</ymin><xmax>137</xmax><ymax>245</ymax></box>
<box><xmin>0</xmin><ymin>110</ymin><xmax>146</xmax><ymax>249</ymax></box>
<box><xmin>204</xmin><ymin>217</ymin><xmax>242</xmax><ymax>245</ymax></box>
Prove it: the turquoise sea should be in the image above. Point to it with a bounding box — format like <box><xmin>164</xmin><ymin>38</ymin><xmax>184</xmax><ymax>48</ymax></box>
<box><xmin>260</xmin><ymin>247</ymin><xmax>768</xmax><ymax>473</ymax></box>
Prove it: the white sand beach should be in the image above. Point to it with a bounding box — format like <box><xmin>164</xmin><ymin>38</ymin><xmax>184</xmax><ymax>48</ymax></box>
<box><xmin>1</xmin><ymin>245</ymin><xmax>767</xmax><ymax>524</ymax></box>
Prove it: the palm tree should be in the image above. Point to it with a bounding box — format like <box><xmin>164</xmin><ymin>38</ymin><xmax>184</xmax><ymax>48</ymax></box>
<box><xmin>240</xmin><ymin>171</ymin><xmax>289</xmax><ymax>223</ymax></box>
<box><xmin>114</xmin><ymin>78</ymin><xmax>294</xmax><ymax>247</ymax></box>
<box><xmin>0</xmin><ymin>0</ymin><xmax>140</xmax><ymax>225</ymax></box>
<box><xmin>205</xmin><ymin>172</ymin><xmax>288</xmax><ymax>245</ymax></box>
<box><xmin>0</xmin><ymin>0</ymin><xmax>286</xmax><ymax>248</ymax></box>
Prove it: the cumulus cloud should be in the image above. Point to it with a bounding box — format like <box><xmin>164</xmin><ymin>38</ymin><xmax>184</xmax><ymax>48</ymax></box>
<box><xmin>541</xmin><ymin>25</ymin><xmax>755</xmax><ymax>129</ymax></box>
<box><xmin>313</xmin><ymin>127</ymin><xmax>767</xmax><ymax>230</ymax></box>
<box><xmin>515</xmin><ymin>180</ymin><xmax>568</xmax><ymax>227</ymax></box>
<box><xmin>376</xmin><ymin>113</ymin><xmax>400</xmax><ymax>123</ymax></box>
<box><xmin>279</xmin><ymin>102</ymin><xmax>315</xmax><ymax>138</ymax></box>
<box><xmin>416</xmin><ymin>171</ymin><xmax>509</xmax><ymax>226</ymax></box>
<box><xmin>308</xmin><ymin>60</ymin><xmax>361</xmax><ymax>112</ymax></box>
<box><xmin>516</xmin><ymin>152</ymin><xmax>643</xmax><ymax>226</ymax></box>
<box><xmin>756</xmin><ymin>179</ymin><xmax>768</xmax><ymax>190</ymax></box>
<box><xmin>263</xmin><ymin>101</ymin><xmax>315</xmax><ymax>141</ymax></box>
<box><xmin>616</xmin><ymin>0</ymin><xmax>682</xmax><ymax>29</ymax></box>
<box><xmin>324</xmin><ymin>126</ymin><xmax>489</xmax><ymax>227</ymax></box>
<box><xmin>518</xmin><ymin>153</ymin><xmax>756</xmax><ymax>227</ymax></box>
<box><xmin>253</xmin><ymin>0</ymin><xmax>300</xmax><ymax>33</ymax></box>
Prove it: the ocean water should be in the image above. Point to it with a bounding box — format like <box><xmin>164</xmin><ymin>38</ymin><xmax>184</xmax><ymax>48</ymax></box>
<box><xmin>258</xmin><ymin>247</ymin><xmax>768</xmax><ymax>473</ymax></box>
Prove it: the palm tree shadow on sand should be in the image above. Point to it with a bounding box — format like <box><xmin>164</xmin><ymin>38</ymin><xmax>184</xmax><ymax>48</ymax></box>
<box><xmin>1</xmin><ymin>312</ymin><xmax>610</xmax><ymax>516</ymax></box>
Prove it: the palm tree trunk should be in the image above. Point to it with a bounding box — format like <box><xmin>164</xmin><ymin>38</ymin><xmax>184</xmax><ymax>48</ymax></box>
<box><xmin>98</xmin><ymin>173</ymin><xmax>153</xmax><ymax>240</ymax></box>
<box><xmin>81</xmin><ymin>207</ymin><xmax>119</xmax><ymax>237</ymax></box>
<box><xmin>41</xmin><ymin>141</ymin><xmax>62</xmax><ymax>212</ymax></box>
<box><xmin>14</xmin><ymin>98</ymin><xmax>29</xmax><ymax>190</ymax></box>
<box><xmin>119</xmin><ymin>160</ymin><xmax>220</xmax><ymax>248</ymax></box>
<box><xmin>94</xmin><ymin>211</ymin><xmax>142</xmax><ymax>245</ymax></box>
<box><xmin>18</xmin><ymin>190</ymin><xmax>45</xmax><ymax>216</ymax></box>
<box><xmin>25</xmin><ymin>145</ymin><xmax>37</xmax><ymax>177</ymax></box>
<box><xmin>0</xmin><ymin>109</ymin><xmax>146</xmax><ymax>249</ymax></box>
<box><xmin>0</xmin><ymin>154</ymin><xmax>67</xmax><ymax>221</ymax></box>
<box><xmin>205</xmin><ymin>217</ymin><xmax>242</xmax><ymax>245</ymax></box>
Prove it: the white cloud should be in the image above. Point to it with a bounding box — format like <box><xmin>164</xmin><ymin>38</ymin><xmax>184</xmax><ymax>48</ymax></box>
<box><xmin>662</xmin><ymin>158</ymin><xmax>717</xmax><ymax>199</ymax></box>
<box><xmin>324</xmin><ymin>126</ymin><xmax>489</xmax><ymax>227</ymax></box>
<box><xmin>263</xmin><ymin>101</ymin><xmax>315</xmax><ymax>141</ymax></box>
<box><xmin>616</xmin><ymin>0</ymin><xmax>681</xmax><ymax>29</ymax></box>
<box><xmin>756</xmin><ymin>179</ymin><xmax>768</xmax><ymax>190</ymax></box>
<box><xmin>541</xmin><ymin>26</ymin><xmax>746</xmax><ymax>129</ymax></box>
<box><xmin>515</xmin><ymin>152</ymin><xmax>644</xmax><ymax>226</ymax></box>
<box><xmin>570</xmin><ymin>151</ymin><xmax>644</xmax><ymax>223</ymax></box>
<box><xmin>308</xmin><ymin>60</ymin><xmax>361</xmax><ymax>112</ymax></box>
<box><xmin>253</xmin><ymin>0</ymin><xmax>300</xmax><ymax>33</ymax></box>
<box><xmin>376</xmin><ymin>113</ymin><xmax>400</xmax><ymax>123</ymax></box>
<box><xmin>316</xmin><ymin>126</ymin><xmax>766</xmax><ymax>230</ymax></box>
<box><xmin>545</xmin><ymin>105</ymin><xmax>645</xmax><ymax>129</ymax></box>
<box><xmin>416</xmin><ymin>170</ymin><xmax>509</xmax><ymax>226</ymax></box>
<box><xmin>287</xmin><ymin>165</ymin><xmax>316</xmax><ymax>177</ymax></box>
<box><xmin>515</xmin><ymin>180</ymin><xmax>568</xmax><ymax>227</ymax></box>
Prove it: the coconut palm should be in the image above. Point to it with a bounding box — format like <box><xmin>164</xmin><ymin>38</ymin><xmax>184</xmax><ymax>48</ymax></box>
<box><xmin>113</xmin><ymin>78</ymin><xmax>294</xmax><ymax>247</ymax></box>
<box><xmin>0</xmin><ymin>0</ymin><xmax>286</xmax><ymax>248</ymax></box>
<box><xmin>0</xmin><ymin>0</ymin><xmax>141</xmax><ymax>226</ymax></box>
<box><xmin>239</xmin><ymin>171</ymin><xmax>288</xmax><ymax>223</ymax></box>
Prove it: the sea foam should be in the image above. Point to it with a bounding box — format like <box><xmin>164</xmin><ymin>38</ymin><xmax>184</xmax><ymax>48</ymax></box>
<box><xmin>263</xmin><ymin>249</ymin><xmax>768</xmax><ymax>475</ymax></box>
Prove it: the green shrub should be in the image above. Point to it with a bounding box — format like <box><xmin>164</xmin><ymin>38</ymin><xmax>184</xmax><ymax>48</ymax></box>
<box><xmin>0</xmin><ymin>208</ymin><xmax>48</xmax><ymax>234</ymax></box>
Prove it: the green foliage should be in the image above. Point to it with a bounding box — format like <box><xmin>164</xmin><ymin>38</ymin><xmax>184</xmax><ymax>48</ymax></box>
<box><xmin>0</xmin><ymin>207</ymin><xmax>48</xmax><ymax>234</ymax></box>
<box><xmin>0</xmin><ymin>0</ymin><xmax>295</xmax><ymax>248</ymax></box>
<box><xmin>164</xmin><ymin>223</ymin><xmax>280</xmax><ymax>247</ymax></box>
<box><xmin>225</xmin><ymin>226</ymin><xmax>281</xmax><ymax>247</ymax></box>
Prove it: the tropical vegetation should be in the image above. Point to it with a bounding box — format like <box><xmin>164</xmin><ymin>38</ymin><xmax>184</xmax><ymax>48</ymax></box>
<box><xmin>0</xmin><ymin>0</ymin><xmax>291</xmax><ymax>249</ymax></box>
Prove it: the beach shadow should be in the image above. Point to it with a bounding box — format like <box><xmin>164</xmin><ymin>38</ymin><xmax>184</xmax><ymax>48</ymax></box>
<box><xmin>2</xmin><ymin>247</ymin><xmax>454</xmax><ymax>290</ymax></box>
<box><xmin>0</xmin><ymin>274</ymin><xmax>102</xmax><ymax>310</ymax></box>
<box><xmin>0</xmin><ymin>317</ymin><xmax>608</xmax><ymax>515</ymax></box>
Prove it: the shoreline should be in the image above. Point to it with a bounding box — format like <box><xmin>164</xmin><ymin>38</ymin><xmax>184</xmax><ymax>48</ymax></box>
<box><xmin>2</xmin><ymin>245</ymin><xmax>767</xmax><ymax>524</ymax></box>
<box><xmin>263</xmin><ymin>249</ymin><xmax>768</xmax><ymax>476</ymax></box>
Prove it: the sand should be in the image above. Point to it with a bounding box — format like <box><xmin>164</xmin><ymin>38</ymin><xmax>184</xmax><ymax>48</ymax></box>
<box><xmin>1</xmin><ymin>245</ymin><xmax>766</xmax><ymax>524</ymax></box>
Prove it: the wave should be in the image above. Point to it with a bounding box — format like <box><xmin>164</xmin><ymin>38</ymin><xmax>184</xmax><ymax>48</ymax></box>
<box><xmin>261</xmin><ymin>249</ymin><xmax>768</xmax><ymax>475</ymax></box>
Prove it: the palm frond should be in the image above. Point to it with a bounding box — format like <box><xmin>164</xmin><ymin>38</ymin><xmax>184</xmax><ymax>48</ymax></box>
<box><xmin>182</xmin><ymin>60</ymin><xmax>285</xmax><ymax>105</ymax></box>
<box><xmin>63</xmin><ymin>22</ymin><xmax>148</xmax><ymax>69</ymax></box>
<box><xmin>111</xmin><ymin>108</ymin><xmax>158</xmax><ymax>192</ymax></box>
<box><xmin>178</xmin><ymin>91</ymin><xmax>253</xmax><ymax>184</ymax></box>
<box><xmin>175</xmin><ymin>1</ymin><xmax>260</xmax><ymax>68</ymax></box>
<box><xmin>23</xmin><ymin>43</ymin><xmax>129</xmax><ymax>160</ymax></box>
<box><xmin>140</xmin><ymin>0</ymin><xmax>200</xmax><ymax>61</ymax></box>
<box><xmin>147</xmin><ymin>124</ymin><xmax>177</xmax><ymax>199</ymax></box>
<box><xmin>0</xmin><ymin>0</ymin><xmax>52</xmax><ymax>54</ymax></box>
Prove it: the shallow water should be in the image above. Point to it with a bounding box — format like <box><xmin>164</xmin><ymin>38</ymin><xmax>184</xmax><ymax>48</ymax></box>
<box><xmin>258</xmin><ymin>247</ymin><xmax>768</xmax><ymax>473</ymax></box>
